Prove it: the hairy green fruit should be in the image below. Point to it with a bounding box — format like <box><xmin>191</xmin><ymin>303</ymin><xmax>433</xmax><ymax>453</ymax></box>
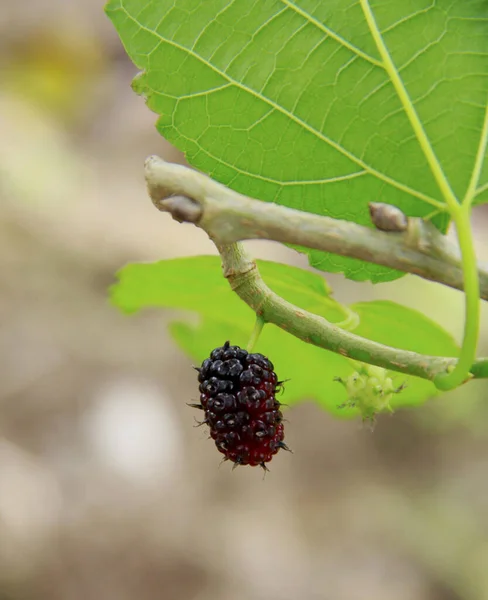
<box><xmin>336</xmin><ymin>365</ymin><xmax>405</xmax><ymax>421</ymax></box>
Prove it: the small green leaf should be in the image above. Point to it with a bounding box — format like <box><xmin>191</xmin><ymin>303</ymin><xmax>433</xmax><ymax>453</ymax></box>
<box><xmin>111</xmin><ymin>257</ymin><xmax>459</xmax><ymax>416</ymax></box>
<box><xmin>106</xmin><ymin>0</ymin><xmax>487</xmax><ymax>282</ymax></box>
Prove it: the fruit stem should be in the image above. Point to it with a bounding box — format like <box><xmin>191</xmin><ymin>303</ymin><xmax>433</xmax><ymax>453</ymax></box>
<box><xmin>247</xmin><ymin>315</ymin><xmax>266</xmax><ymax>352</ymax></box>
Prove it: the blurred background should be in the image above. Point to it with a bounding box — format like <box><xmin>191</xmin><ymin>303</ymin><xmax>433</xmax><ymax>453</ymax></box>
<box><xmin>1</xmin><ymin>1</ymin><xmax>488</xmax><ymax>599</ymax></box>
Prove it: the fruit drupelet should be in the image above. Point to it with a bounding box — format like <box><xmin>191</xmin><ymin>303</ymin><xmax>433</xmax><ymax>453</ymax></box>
<box><xmin>191</xmin><ymin>341</ymin><xmax>289</xmax><ymax>470</ymax></box>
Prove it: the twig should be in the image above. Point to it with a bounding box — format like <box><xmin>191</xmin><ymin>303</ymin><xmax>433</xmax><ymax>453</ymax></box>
<box><xmin>143</xmin><ymin>155</ymin><xmax>488</xmax><ymax>383</ymax></box>
<box><xmin>215</xmin><ymin>241</ymin><xmax>488</xmax><ymax>381</ymax></box>
<box><xmin>145</xmin><ymin>156</ymin><xmax>488</xmax><ymax>300</ymax></box>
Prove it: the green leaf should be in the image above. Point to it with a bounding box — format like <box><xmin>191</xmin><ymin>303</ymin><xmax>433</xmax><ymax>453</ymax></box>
<box><xmin>110</xmin><ymin>256</ymin><xmax>345</xmax><ymax>321</ymax></box>
<box><xmin>106</xmin><ymin>0</ymin><xmax>487</xmax><ymax>282</ymax></box>
<box><xmin>110</xmin><ymin>257</ymin><xmax>459</xmax><ymax>416</ymax></box>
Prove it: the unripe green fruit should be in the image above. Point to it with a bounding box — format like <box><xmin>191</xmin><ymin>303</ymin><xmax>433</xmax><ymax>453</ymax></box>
<box><xmin>336</xmin><ymin>364</ymin><xmax>405</xmax><ymax>421</ymax></box>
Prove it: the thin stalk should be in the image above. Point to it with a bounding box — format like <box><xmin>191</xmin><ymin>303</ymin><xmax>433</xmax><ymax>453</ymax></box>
<box><xmin>435</xmin><ymin>205</ymin><xmax>480</xmax><ymax>390</ymax></box>
<box><xmin>247</xmin><ymin>315</ymin><xmax>266</xmax><ymax>352</ymax></box>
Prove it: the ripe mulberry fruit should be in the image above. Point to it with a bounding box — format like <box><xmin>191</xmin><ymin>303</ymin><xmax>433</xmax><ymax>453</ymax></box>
<box><xmin>191</xmin><ymin>341</ymin><xmax>289</xmax><ymax>470</ymax></box>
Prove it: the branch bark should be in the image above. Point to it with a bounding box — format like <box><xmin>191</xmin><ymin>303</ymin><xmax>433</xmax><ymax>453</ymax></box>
<box><xmin>145</xmin><ymin>156</ymin><xmax>488</xmax><ymax>300</ymax></box>
<box><xmin>144</xmin><ymin>155</ymin><xmax>488</xmax><ymax>382</ymax></box>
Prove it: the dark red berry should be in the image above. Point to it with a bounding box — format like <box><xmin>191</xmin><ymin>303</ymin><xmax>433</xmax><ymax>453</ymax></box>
<box><xmin>192</xmin><ymin>341</ymin><xmax>289</xmax><ymax>470</ymax></box>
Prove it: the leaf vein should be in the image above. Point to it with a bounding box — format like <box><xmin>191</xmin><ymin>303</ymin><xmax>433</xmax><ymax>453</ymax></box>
<box><xmin>171</xmin><ymin>130</ymin><xmax>369</xmax><ymax>186</ymax></box>
<box><xmin>121</xmin><ymin>5</ymin><xmax>443</xmax><ymax>209</ymax></box>
<box><xmin>217</xmin><ymin>6</ymin><xmax>289</xmax><ymax>74</ymax></box>
<box><xmin>475</xmin><ymin>181</ymin><xmax>488</xmax><ymax>197</ymax></box>
<box><xmin>360</xmin><ymin>0</ymin><xmax>459</xmax><ymax>210</ymax></box>
<box><xmin>381</xmin><ymin>3</ymin><xmax>436</xmax><ymax>35</ymax></box>
<box><xmin>464</xmin><ymin>101</ymin><xmax>488</xmax><ymax>206</ymax></box>
<box><xmin>278</xmin><ymin>0</ymin><xmax>383</xmax><ymax>67</ymax></box>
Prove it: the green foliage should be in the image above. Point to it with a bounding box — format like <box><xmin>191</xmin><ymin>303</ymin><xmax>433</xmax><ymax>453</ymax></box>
<box><xmin>111</xmin><ymin>257</ymin><xmax>459</xmax><ymax>416</ymax></box>
<box><xmin>105</xmin><ymin>0</ymin><xmax>487</xmax><ymax>282</ymax></box>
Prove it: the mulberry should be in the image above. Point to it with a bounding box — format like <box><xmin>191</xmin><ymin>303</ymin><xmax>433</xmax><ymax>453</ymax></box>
<box><xmin>191</xmin><ymin>341</ymin><xmax>289</xmax><ymax>470</ymax></box>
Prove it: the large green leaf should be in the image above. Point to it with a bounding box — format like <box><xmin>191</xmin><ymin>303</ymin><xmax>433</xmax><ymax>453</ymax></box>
<box><xmin>110</xmin><ymin>257</ymin><xmax>459</xmax><ymax>416</ymax></box>
<box><xmin>106</xmin><ymin>0</ymin><xmax>488</xmax><ymax>282</ymax></box>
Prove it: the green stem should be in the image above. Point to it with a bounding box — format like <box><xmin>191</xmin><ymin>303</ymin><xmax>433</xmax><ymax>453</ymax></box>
<box><xmin>435</xmin><ymin>204</ymin><xmax>480</xmax><ymax>390</ymax></box>
<box><xmin>217</xmin><ymin>241</ymin><xmax>488</xmax><ymax>381</ymax></box>
<box><xmin>247</xmin><ymin>315</ymin><xmax>266</xmax><ymax>352</ymax></box>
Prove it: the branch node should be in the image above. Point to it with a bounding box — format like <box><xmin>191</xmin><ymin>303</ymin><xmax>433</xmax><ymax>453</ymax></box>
<box><xmin>369</xmin><ymin>202</ymin><xmax>408</xmax><ymax>232</ymax></box>
<box><xmin>158</xmin><ymin>195</ymin><xmax>203</xmax><ymax>224</ymax></box>
<box><xmin>408</xmin><ymin>219</ymin><xmax>460</xmax><ymax>264</ymax></box>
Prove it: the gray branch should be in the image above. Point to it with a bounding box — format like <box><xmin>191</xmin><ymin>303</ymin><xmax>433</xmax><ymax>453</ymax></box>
<box><xmin>144</xmin><ymin>156</ymin><xmax>488</xmax><ymax>301</ymax></box>
<box><xmin>142</xmin><ymin>155</ymin><xmax>488</xmax><ymax>382</ymax></box>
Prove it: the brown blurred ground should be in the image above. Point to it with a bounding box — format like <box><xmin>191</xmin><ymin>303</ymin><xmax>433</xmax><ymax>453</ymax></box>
<box><xmin>1</xmin><ymin>2</ymin><xmax>488</xmax><ymax>599</ymax></box>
